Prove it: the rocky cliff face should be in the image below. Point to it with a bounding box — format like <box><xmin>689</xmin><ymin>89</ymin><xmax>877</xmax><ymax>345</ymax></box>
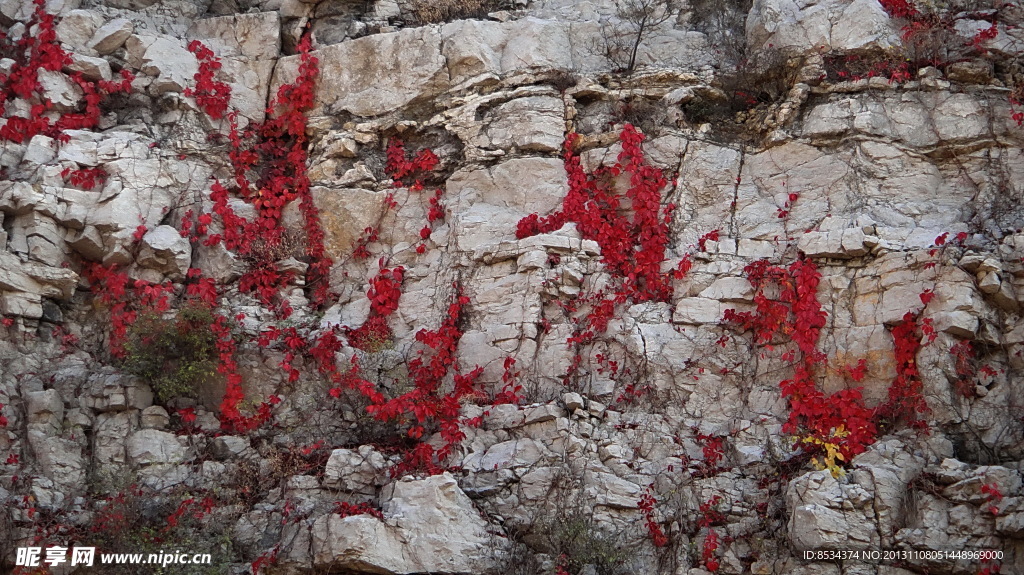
<box><xmin>1</xmin><ymin>0</ymin><xmax>1023</xmax><ymax>573</ymax></box>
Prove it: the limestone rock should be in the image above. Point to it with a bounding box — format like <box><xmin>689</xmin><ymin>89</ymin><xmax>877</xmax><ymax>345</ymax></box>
<box><xmin>322</xmin><ymin>446</ymin><xmax>388</xmax><ymax>493</ymax></box>
<box><xmin>0</xmin><ymin>251</ymin><xmax>78</xmax><ymax>301</ymax></box>
<box><xmin>127</xmin><ymin>429</ymin><xmax>187</xmax><ymax>466</ymax></box>
<box><xmin>480</xmin><ymin>96</ymin><xmax>564</xmax><ymax>152</ymax></box>
<box><xmin>80</xmin><ymin>372</ymin><xmax>154</xmax><ymax>413</ymax></box>
<box><xmin>312</xmin><ymin>473</ymin><xmax>501</xmax><ymax>573</ymax></box>
<box><xmin>698</xmin><ymin>277</ymin><xmax>755</xmax><ymax>302</ymax></box>
<box><xmin>301</xmin><ymin>187</ymin><xmax>387</xmax><ymax>259</ymax></box>
<box><xmin>798</xmin><ymin>228</ymin><xmax>868</xmax><ymax>258</ymax></box>
<box><xmin>189</xmin><ymin>12</ymin><xmax>281</xmax><ymax>61</ymax></box>
<box><xmin>94</xmin><ymin>411</ymin><xmax>139</xmax><ymax>465</ymax></box>
<box><xmin>65</xmin><ymin>53</ymin><xmax>113</xmax><ymax>82</ymax></box>
<box><xmin>275</xmin><ymin>26</ymin><xmax>448</xmax><ymax>117</ymax></box>
<box><xmin>140</xmin><ymin>405</ymin><xmax>169</xmax><ymax>429</ymax></box>
<box><xmin>211</xmin><ymin>435</ymin><xmax>255</xmax><ymax>460</ymax></box>
<box><xmin>463</xmin><ymin>438</ymin><xmax>551</xmax><ymax>473</ymax></box>
<box><xmin>28</xmin><ymin>429</ymin><xmax>86</xmax><ymax>490</ymax></box>
<box><xmin>55</xmin><ymin>10</ymin><xmax>105</xmax><ymax>52</ymax></box>
<box><xmin>137</xmin><ymin>225</ymin><xmax>191</xmax><ymax>279</ymax></box>
<box><xmin>131</xmin><ymin>35</ymin><xmax>199</xmax><ymax>95</ymax></box>
<box><xmin>448</xmin><ymin>157</ymin><xmax>567</xmax><ymax>252</ymax></box>
<box><xmin>37</xmin><ymin>70</ymin><xmax>83</xmax><ymax>111</ymax></box>
<box><xmin>788</xmin><ymin>470</ymin><xmax>879</xmax><ymax>550</ymax></box>
<box><xmin>748</xmin><ymin>0</ymin><xmax>900</xmax><ymax>53</ymax></box>
<box><xmin>946</xmin><ymin>60</ymin><xmax>993</xmax><ymax>84</ymax></box>
<box><xmin>89</xmin><ymin>18</ymin><xmax>134</xmax><ymax>55</ymax></box>
<box><xmin>673</xmin><ymin>298</ymin><xmax>723</xmax><ymax>324</ymax></box>
<box><xmin>26</xmin><ymin>389</ymin><xmax>63</xmax><ymax>435</ymax></box>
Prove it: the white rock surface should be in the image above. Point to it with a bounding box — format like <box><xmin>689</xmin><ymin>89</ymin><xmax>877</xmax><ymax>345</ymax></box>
<box><xmin>312</xmin><ymin>473</ymin><xmax>501</xmax><ymax>573</ymax></box>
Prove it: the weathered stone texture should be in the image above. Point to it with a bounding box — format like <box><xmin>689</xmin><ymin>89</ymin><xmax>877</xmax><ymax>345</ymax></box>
<box><xmin>1</xmin><ymin>0</ymin><xmax>1024</xmax><ymax>573</ymax></box>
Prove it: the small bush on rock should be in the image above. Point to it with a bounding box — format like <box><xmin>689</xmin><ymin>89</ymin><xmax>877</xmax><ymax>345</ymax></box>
<box><xmin>541</xmin><ymin>511</ymin><xmax>634</xmax><ymax>575</ymax></box>
<box><xmin>122</xmin><ymin>302</ymin><xmax>220</xmax><ymax>403</ymax></box>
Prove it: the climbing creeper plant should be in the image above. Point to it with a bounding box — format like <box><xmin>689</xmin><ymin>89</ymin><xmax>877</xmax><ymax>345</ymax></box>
<box><xmin>724</xmin><ymin>258</ymin><xmax>880</xmax><ymax>462</ymax></box>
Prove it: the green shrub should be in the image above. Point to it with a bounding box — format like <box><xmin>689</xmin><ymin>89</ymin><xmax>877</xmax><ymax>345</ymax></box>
<box><xmin>122</xmin><ymin>302</ymin><xmax>219</xmax><ymax>403</ymax></box>
<box><xmin>545</xmin><ymin>512</ymin><xmax>633</xmax><ymax>575</ymax></box>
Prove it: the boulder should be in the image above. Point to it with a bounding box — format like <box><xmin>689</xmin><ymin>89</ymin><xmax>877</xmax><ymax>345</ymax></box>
<box><xmin>127</xmin><ymin>429</ymin><xmax>187</xmax><ymax>466</ymax></box>
<box><xmin>80</xmin><ymin>372</ymin><xmax>154</xmax><ymax>413</ymax></box>
<box><xmin>322</xmin><ymin>446</ymin><xmax>388</xmax><ymax>493</ymax></box>
<box><xmin>93</xmin><ymin>410</ymin><xmax>139</xmax><ymax>465</ymax></box>
<box><xmin>747</xmin><ymin>0</ymin><xmax>900</xmax><ymax>53</ymax></box>
<box><xmin>787</xmin><ymin>470</ymin><xmax>879</xmax><ymax>550</ymax></box>
<box><xmin>65</xmin><ymin>53</ymin><xmax>113</xmax><ymax>82</ymax></box>
<box><xmin>0</xmin><ymin>251</ymin><xmax>78</xmax><ymax>300</ymax></box>
<box><xmin>128</xmin><ymin>35</ymin><xmax>199</xmax><ymax>95</ymax></box>
<box><xmin>28</xmin><ymin>429</ymin><xmax>86</xmax><ymax>490</ymax></box>
<box><xmin>312</xmin><ymin>473</ymin><xmax>501</xmax><ymax>573</ymax></box>
<box><xmin>274</xmin><ymin>26</ymin><xmax>448</xmax><ymax>117</ymax></box>
<box><xmin>55</xmin><ymin>10</ymin><xmax>105</xmax><ymax>52</ymax></box>
<box><xmin>137</xmin><ymin>225</ymin><xmax>191</xmax><ymax>279</ymax></box>
<box><xmin>479</xmin><ymin>96</ymin><xmax>565</xmax><ymax>153</ymax></box>
<box><xmin>140</xmin><ymin>405</ymin><xmax>169</xmax><ymax>429</ymax></box>
<box><xmin>89</xmin><ymin>18</ymin><xmax>134</xmax><ymax>55</ymax></box>
<box><xmin>25</xmin><ymin>389</ymin><xmax>63</xmax><ymax>434</ymax></box>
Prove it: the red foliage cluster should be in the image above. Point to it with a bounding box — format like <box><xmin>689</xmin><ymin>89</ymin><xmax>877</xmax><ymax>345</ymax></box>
<box><xmin>85</xmin><ymin>262</ymin><xmax>281</xmax><ymax>433</ymax></box>
<box><xmin>846</xmin><ymin>358</ymin><xmax>868</xmax><ymax>382</ymax></box>
<box><xmin>725</xmin><ymin>258</ymin><xmax>878</xmax><ymax>461</ymax></box>
<box><xmin>723</xmin><ymin>259</ymin><xmax>824</xmax><ymax>359</ymax></box>
<box><xmin>251</xmin><ymin>548</ymin><xmax>279</xmax><ymax>575</ymax></box>
<box><xmin>196</xmin><ymin>34</ymin><xmax>332</xmax><ymax>311</ymax></box>
<box><xmin>783</xmin><ymin>366</ymin><xmax>877</xmax><ymax>459</ymax></box>
<box><xmin>698</xmin><ymin>495</ymin><xmax>725</xmax><ymax>528</ymax></box>
<box><xmin>727</xmin><ymin>255</ymin><xmax>945</xmax><ymax>468</ymax></box>
<box><xmin>776</xmin><ymin>191</ymin><xmax>799</xmax><ymax>219</ymax></box>
<box><xmin>517</xmin><ymin>125</ymin><xmax>673</xmax><ymax>302</ymax></box>
<box><xmin>211</xmin><ymin>302</ymin><xmax>285</xmax><ymax>432</ymax></box>
<box><xmin>385</xmin><ymin>139</ymin><xmax>446</xmax><ymax>253</ymax></box>
<box><xmin>385</xmin><ymin>140</ymin><xmax>438</xmax><ymax>188</ymax></box>
<box><xmin>89</xmin><ymin>487</ymin><xmax>144</xmax><ymax>536</ymax></box>
<box><xmin>982</xmin><ymin>482</ymin><xmax>1004</xmax><ymax>516</ymax></box>
<box><xmin>83</xmin><ymin>264</ymin><xmax>173</xmax><ymax>358</ymax></box>
<box><xmin>353</xmin><ymin>226</ymin><xmax>379</xmax><ymax>260</ymax></box>
<box><xmin>163</xmin><ymin>496</ymin><xmax>215</xmax><ymax>531</ymax></box>
<box><xmin>0</xmin><ymin>0</ymin><xmax>133</xmax><ymax>143</ymax></box>
<box><xmin>876</xmin><ymin>312</ymin><xmax>930</xmax><ymax>428</ymax></box>
<box><xmin>61</xmin><ymin>167</ymin><xmax>107</xmax><ymax>190</ymax></box>
<box><xmin>950</xmin><ymin>340</ymin><xmax>977</xmax><ymax>398</ymax></box>
<box><xmin>978</xmin><ymin>562</ymin><xmax>1002</xmax><ymax>575</ymax></box>
<box><xmin>878</xmin><ymin>0</ymin><xmax>918</xmax><ymax>20</ymax></box>
<box><xmin>345</xmin><ymin>264</ymin><xmax>403</xmax><ymax>351</ymax></box>
<box><xmin>493</xmin><ymin>356</ymin><xmax>523</xmax><ymax>405</ymax></box>
<box><xmin>183</xmin><ymin>40</ymin><xmax>231</xmax><ymax>120</ymax></box>
<box><xmin>697</xmin><ymin>229</ymin><xmax>720</xmax><ymax>252</ymax></box>
<box><xmin>1011</xmin><ymin>95</ymin><xmax>1024</xmax><ymax>127</ymax></box>
<box><xmin>367</xmin><ymin>266</ymin><xmax>404</xmax><ymax>316</ymax></box>
<box><xmin>823</xmin><ymin>53</ymin><xmax>912</xmax><ymax>84</ymax></box>
<box><xmin>638</xmin><ymin>485</ymin><xmax>668</xmax><ymax>547</ymax></box>
<box><xmin>313</xmin><ymin>280</ymin><xmax>483</xmax><ymax>473</ymax></box>
<box><xmin>554</xmin><ymin>555</ymin><xmax>572</xmax><ymax>575</ymax></box>
<box><xmin>332</xmin><ymin>501</ymin><xmax>384</xmax><ymax>520</ymax></box>
<box><xmin>366</xmin><ymin>285</ymin><xmax>483</xmax><ymax>474</ymax></box>
<box><xmin>69</xmin><ymin>32</ymin><xmax>482</xmax><ymax>473</ymax></box>
<box><xmin>696</xmin><ymin>433</ymin><xmax>725</xmax><ymax>469</ymax></box>
<box><xmin>702</xmin><ymin>528</ymin><xmax>721</xmax><ymax>572</ymax></box>
<box><xmin>516</xmin><ymin>125</ymin><xmax>687</xmax><ymax>390</ymax></box>
<box><xmin>876</xmin><ymin>0</ymin><xmax>1021</xmax><ymax>126</ymax></box>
